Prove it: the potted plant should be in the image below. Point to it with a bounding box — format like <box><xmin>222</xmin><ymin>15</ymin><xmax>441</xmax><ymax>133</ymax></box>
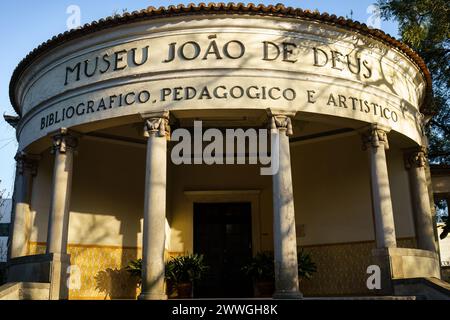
<box><xmin>126</xmin><ymin>254</ymin><xmax>208</xmax><ymax>299</ymax></box>
<box><xmin>126</xmin><ymin>258</ymin><xmax>142</xmax><ymax>282</ymax></box>
<box><xmin>241</xmin><ymin>252</ymin><xmax>275</xmax><ymax>297</ymax></box>
<box><xmin>166</xmin><ymin>254</ymin><xmax>209</xmax><ymax>299</ymax></box>
<box><xmin>297</xmin><ymin>249</ymin><xmax>317</xmax><ymax>281</ymax></box>
<box><xmin>242</xmin><ymin>250</ymin><xmax>317</xmax><ymax>297</ymax></box>
<box><xmin>125</xmin><ymin>258</ymin><xmax>175</xmax><ymax>297</ymax></box>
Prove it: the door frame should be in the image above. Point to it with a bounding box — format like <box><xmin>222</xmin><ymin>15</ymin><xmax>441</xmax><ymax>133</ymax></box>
<box><xmin>184</xmin><ymin>190</ymin><xmax>261</xmax><ymax>255</ymax></box>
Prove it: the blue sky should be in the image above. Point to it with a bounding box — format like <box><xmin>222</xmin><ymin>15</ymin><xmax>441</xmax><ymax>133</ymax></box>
<box><xmin>0</xmin><ymin>0</ymin><xmax>399</xmax><ymax>196</ymax></box>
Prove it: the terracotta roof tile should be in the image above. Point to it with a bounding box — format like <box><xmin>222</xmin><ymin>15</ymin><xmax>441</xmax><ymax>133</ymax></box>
<box><xmin>9</xmin><ymin>2</ymin><xmax>432</xmax><ymax>116</ymax></box>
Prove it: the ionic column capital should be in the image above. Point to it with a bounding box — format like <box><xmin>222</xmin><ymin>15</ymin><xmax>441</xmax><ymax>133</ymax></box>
<box><xmin>50</xmin><ymin>128</ymin><xmax>79</xmax><ymax>154</ymax></box>
<box><xmin>141</xmin><ymin>111</ymin><xmax>170</xmax><ymax>138</ymax></box>
<box><xmin>404</xmin><ymin>146</ymin><xmax>428</xmax><ymax>169</ymax></box>
<box><xmin>361</xmin><ymin>124</ymin><xmax>391</xmax><ymax>150</ymax></box>
<box><xmin>14</xmin><ymin>151</ymin><xmax>40</xmax><ymax>176</ymax></box>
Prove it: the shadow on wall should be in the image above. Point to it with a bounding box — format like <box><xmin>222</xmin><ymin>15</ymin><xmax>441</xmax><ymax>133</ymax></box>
<box><xmin>69</xmin><ymin>139</ymin><xmax>144</xmax><ymax>299</ymax></box>
<box><xmin>95</xmin><ymin>268</ymin><xmax>139</xmax><ymax>300</ymax></box>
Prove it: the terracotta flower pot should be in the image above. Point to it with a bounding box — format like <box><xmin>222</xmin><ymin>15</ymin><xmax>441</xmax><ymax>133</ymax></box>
<box><xmin>254</xmin><ymin>280</ymin><xmax>275</xmax><ymax>298</ymax></box>
<box><xmin>177</xmin><ymin>282</ymin><xmax>193</xmax><ymax>299</ymax></box>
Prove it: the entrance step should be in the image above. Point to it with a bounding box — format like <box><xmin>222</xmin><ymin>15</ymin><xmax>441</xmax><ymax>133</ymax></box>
<box><xmin>394</xmin><ymin>277</ymin><xmax>450</xmax><ymax>300</ymax></box>
<box><xmin>0</xmin><ymin>282</ymin><xmax>50</xmax><ymax>300</ymax></box>
<box><xmin>178</xmin><ymin>296</ymin><xmax>418</xmax><ymax>300</ymax></box>
<box><xmin>305</xmin><ymin>296</ymin><xmax>417</xmax><ymax>300</ymax></box>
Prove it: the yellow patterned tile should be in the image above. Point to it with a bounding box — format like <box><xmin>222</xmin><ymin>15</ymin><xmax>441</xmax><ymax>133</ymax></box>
<box><xmin>28</xmin><ymin>239</ymin><xmax>415</xmax><ymax>299</ymax></box>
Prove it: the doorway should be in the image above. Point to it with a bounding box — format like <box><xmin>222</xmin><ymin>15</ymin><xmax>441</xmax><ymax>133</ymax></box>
<box><xmin>194</xmin><ymin>202</ymin><xmax>253</xmax><ymax>298</ymax></box>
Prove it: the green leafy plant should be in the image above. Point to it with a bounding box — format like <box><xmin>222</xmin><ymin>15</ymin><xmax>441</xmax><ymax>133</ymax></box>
<box><xmin>376</xmin><ymin>0</ymin><xmax>450</xmax><ymax>164</ymax></box>
<box><xmin>241</xmin><ymin>250</ymin><xmax>317</xmax><ymax>281</ymax></box>
<box><xmin>126</xmin><ymin>258</ymin><xmax>142</xmax><ymax>280</ymax></box>
<box><xmin>126</xmin><ymin>258</ymin><xmax>175</xmax><ymax>287</ymax></box>
<box><xmin>166</xmin><ymin>254</ymin><xmax>209</xmax><ymax>284</ymax></box>
<box><xmin>297</xmin><ymin>249</ymin><xmax>317</xmax><ymax>280</ymax></box>
<box><xmin>241</xmin><ymin>252</ymin><xmax>275</xmax><ymax>281</ymax></box>
<box><xmin>126</xmin><ymin>254</ymin><xmax>209</xmax><ymax>286</ymax></box>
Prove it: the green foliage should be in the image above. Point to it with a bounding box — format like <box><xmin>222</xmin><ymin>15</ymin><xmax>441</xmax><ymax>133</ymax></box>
<box><xmin>297</xmin><ymin>249</ymin><xmax>318</xmax><ymax>280</ymax></box>
<box><xmin>126</xmin><ymin>254</ymin><xmax>209</xmax><ymax>285</ymax></box>
<box><xmin>125</xmin><ymin>258</ymin><xmax>142</xmax><ymax>279</ymax></box>
<box><xmin>241</xmin><ymin>250</ymin><xmax>317</xmax><ymax>281</ymax></box>
<box><xmin>165</xmin><ymin>254</ymin><xmax>209</xmax><ymax>284</ymax></box>
<box><xmin>241</xmin><ymin>251</ymin><xmax>275</xmax><ymax>281</ymax></box>
<box><xmin>377</xmin><ymin>0</ymin><xmax>450</xmax><ymax>164</ymax></box>
<box><xmin>126</xmin><ymin>258</ymin><xmax>168</xmax><ymax>285</ymax></box>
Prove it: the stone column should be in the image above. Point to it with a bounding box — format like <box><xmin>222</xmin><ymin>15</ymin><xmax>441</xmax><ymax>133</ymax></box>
<box><xmin>9</xmin><ymin>152</ymin><xmax>39</xmax><ymax>258</ymax></box>
<box><xmin>139</xmin><ymin>112</ymin><xmax>169</xmax><ymax>300</ymax></box>
<box><xmin>46</xmin><ymin>128</ymin><xmax>78</xmax><ymax>255</ymax></box>
<box><xmin>270</xmin><ymin>113</ymin><xmax>302</xmax><ymax>299</ymax></box>
<box><xmin>405</xmin><ymin>147</ymin><xmax>437</xmax><ymax>252</ymax></box>
<box><xmin>362</xmin><ymin>125</ymin><xmax>398</xmax><ymax>295</ymax></box>
<box><xmin>362</xmin><ymin>124</ymin><xmax>397</xmax><ymax>249</ymax></box>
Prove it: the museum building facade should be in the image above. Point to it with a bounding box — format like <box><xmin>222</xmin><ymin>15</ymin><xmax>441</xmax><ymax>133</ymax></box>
<box><xmin>1</xmin><ymin>3</ymin><xmax>444</xmax><ymax>299</ymax></box>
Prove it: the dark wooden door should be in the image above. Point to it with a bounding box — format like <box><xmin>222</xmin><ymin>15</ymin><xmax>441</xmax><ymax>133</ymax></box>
<box><xmin>194</xmin><ymin>202</ymin><xmax>253</xmax><ymax>298</ymax></box>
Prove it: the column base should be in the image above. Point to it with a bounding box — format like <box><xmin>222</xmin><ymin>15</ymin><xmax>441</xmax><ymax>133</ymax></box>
<box><xmin>273</xmin><ymin>290</ymin><xmax>303</xmax><ymax>300</ymax></box>
<box><xmin>371</xmin><ymin>249</ymin><xmax>394</xmax><ymax>296</ymax></box>
<box><xmin>138</xmin><ymin>292</ymin><xmax>168</xmax><ymax>300</ymax></box>
<box><xmin>48</xmin><ymin>253</ymin><xmax>71</xmax><ymax>300</ymax></box>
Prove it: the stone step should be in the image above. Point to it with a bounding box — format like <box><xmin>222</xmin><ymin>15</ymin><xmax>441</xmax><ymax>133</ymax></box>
<box><xmin>394</xmin><ymin>277</ymin><xmax>450</xmax><ymax>300</ymax></box>
<box><xmin>305</xmin><ymin>296</ymin><xmax>417</xmax><ymax>300</ymax></box>
<box><xmin>0</xmin><ymin>282</ymin><xmax>50</xmax><ymax>300</ymax></box>
<box><xmin>183</xmin><ymin>296</ymin><xmax>418</xmax><ymax>300</ymax></box>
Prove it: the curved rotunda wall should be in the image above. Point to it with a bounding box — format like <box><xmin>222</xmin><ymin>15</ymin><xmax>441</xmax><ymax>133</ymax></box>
<box><xmin>11</xmin><ymin>12</ymin><xmax>428</xmax><ymax>150</ymax></box>
<box><xmin>10</xmin><ymin>5</ymin><xmax>431</xmax><ymax>299</ymax></box>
